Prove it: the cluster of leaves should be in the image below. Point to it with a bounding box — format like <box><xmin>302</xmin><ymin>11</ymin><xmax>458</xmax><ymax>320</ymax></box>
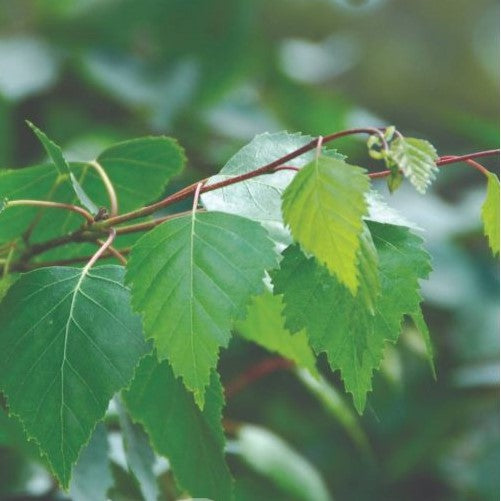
<box><xmin>0</xmin><ymin>124</ymin><xmax>498</xmax><ymax>499</ymax></box>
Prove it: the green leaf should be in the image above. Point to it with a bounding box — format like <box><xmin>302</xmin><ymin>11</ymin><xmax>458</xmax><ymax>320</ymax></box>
<box><xmin>126</xmin><ymin>211</ymin><xmax>276</xmax><ymax>406</ymax></box>
<box><xmin>0</xmin><ymin>164</ymin><xmax>59</xmax><ymax>243</ymax></box>
<box><xmin>356</xmin><ymin>224</ymin><xmax>380</xmax><ymax>314</ymax></box>
<box><xmin>233</xmin><ymin>424</ymin><xmax>331</xmax><ymax>501</ymax></box>
<box><xmin>272</xmin><ymin>222</ymin><xmax>431</xmax><ymax>413</ymax></box>
<box><xmin>116</xmin><ymin>399</ymin><xmax>159</xmax><ymax>501</ymax></box>
<box><xmin>389</xmin><ymin>137</ymin><xmax>439</xmax><ymax>194</ymax></box>
<box><xmin>365</xmin><ymin>190</ymin><xmax>421</xmax><ymax>230</ymax></box>
<box><xmin>123</xmin><ymin>354</ymin><xmax>233</xmax><ymax>501</ymax></box>
<box><xmin>69</xmin><ymin>423</ymin><xmax>113</xmax><ymax>501</ymax></box>
<box><xmin>0</xmin><ymin>136</ymin><xmax>185</xmax><ymax>252</ymax></box>
<box><xmin>481</xmin><ymin>172</ymin><xmax>500</xmax><ymax>256</ymax></box>
<box><xmin>235</xmin><ymin>290</ymin><xmax>319</xmax><ymax>378</ymax></box>
<box><xmin>281</xmin><ymin>155</ymin><xmax>369</xmax><ymax>294</ymax></box>
<box><xmin>27</xmin><ymin>121</ymin><xmax>99</xmax><ymax>215</ymax></box>
<box><xmin>201</xmin><ymin>132</ymin><xmax>342</xmax><ymax>247</ymax></box>
<box><xmin>0</xmin><ymin>265</ymin><xmax>150</xmax><ymax>488</ymax></box>
<box><xmin>410</xmin><ymin>309</ymin><xmax>437</xmax><ymax>380</ymax></box>
<box><xmin>95</xmin><ymin>136</ymin><xmax>186</xmax><ymax>205</ymax></box>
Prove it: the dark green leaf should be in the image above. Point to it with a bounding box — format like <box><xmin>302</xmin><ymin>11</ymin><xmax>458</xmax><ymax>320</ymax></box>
<box><xmin>272</xmin><ymin>223</ymin><xmax>431</xmax><ymax>413</ymax></box>
<box><xmin>123</xmin><ymin>354</ymin><xmax>233</xmax><ymax>501</ymax></box>
<box><xmin>126</xmin><ymin>211</ymin><xmax>276</xmax><ymax>407</ymax></box>
<box><xmin>0</xmin><ymin>265</ymin><xmax>149</xmax><ymax>488</ymax></box>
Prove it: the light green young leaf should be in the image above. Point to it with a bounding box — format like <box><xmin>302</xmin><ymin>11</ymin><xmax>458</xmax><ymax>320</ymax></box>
<box><xmin>27</xmin><ymin>121</ymin><xmax>99</xmax><ymax>214</ymax></box>
<box><xmin>235</xmin><ymin>290</ymin><xmax>319</xmax><ymax>378</ymax></box>
<box><xmin>272</xmin><ymin>222</ymin><xmax>431</xmax><ymax>413</ymax></box>
<box><xmin>232</xmin><ymin>424</ymin><xmax>331</xmax><ymax>501</ymax></box>
<box><xmin>389</xmin><ymin>137</ymin><xmax>439</xmax><ymax>194</ymax></box>
<box><xmin>356</xmin><ymin>224</ymin><xmax>380</xmax><ymax>314</ymax></box>
<box><xmin>0</xmin><ymin>265</ymin><xmax>150</xmax><ymax>488</ymax></box>
<box><xmin>123</xmin><ymin>354</ymin><xmax>233</xmax><ymax>501</ymax></box>
<box><xmin>126</xmin><ymin>211</ymin><xmax>276</xmax><ymax>407</ymax></box>
<box><xmin>201</xmin><ymin>132</ymin><xmax>343</xmax><ymax>247</ymax></box>
<box><xmin>116</xmin><ymin>399</ymin><xmax>159</xmax><ymax>501</ymax></box>
<box><xmin>281</xmin><ymin>155</ymin><xmax>370</xmax><ymax>294</ymax></box>
<box><xmin>69</xmin><ymin>424</ymin><xmax>113</xmax><ymax>501</ymax></box>
<box><xmin>481</xmin><ymin>172</ymin><xmax>500</xmax><ymax>256</ymax></box>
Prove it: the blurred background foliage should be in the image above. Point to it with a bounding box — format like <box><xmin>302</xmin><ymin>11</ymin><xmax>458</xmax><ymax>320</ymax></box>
<box><xmin>0</xmin><ymin>0</ymin><xmax>499</xmax><ymax>499</ymax></box>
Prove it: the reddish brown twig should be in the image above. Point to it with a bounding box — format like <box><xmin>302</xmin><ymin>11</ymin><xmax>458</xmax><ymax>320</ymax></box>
<box><xmin>225</xmin><ymin>357</ymin><xmax>294</xmax><ymax>399</ymax></box>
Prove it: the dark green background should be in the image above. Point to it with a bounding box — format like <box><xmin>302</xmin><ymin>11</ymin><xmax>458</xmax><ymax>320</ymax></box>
<box><xmin>0</xmin><ymin>0</ymin><xmax>499</xmax><ymax>499</ymax></box>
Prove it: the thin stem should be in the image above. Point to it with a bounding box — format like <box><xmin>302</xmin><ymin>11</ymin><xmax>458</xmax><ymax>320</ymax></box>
<box><xmin>192</xmin><ymin>182</ymin><xmax>204</xmax><ymax>213</ymax></box>
<box><xmin>115</xmin><ymin>210</ymin><xmax>205</xmax><ymax>235</ymax></box>
<box><xmin>6</xmin><ymin>199</ymin><xmax>94</xmax><ymax>223</ymax></box>
<box><xmin>98</xmin><ymin>127</ymin><xmax>390</xmax><ymax>227</ymax></box>
<box><xmin>369</xmin><ymin>149</ymin><xmax>500</xmax><ymax>179</ymax></box>
<box><xmin>96</xmin><ymin>239</ymin><xmax>127</xmax><ymax>265</ymax></box>
<box><xmin>436</xmin><ymin>149</ymin><xmax>499</xmax><ymax>167</ymax></box>
<box><xmin>12</xmin><ymin>247</ymin><xmax>131</xmax><ymax>272</ymax></box>
<box><xmin>225</xmin><ymin>357</ymin><xmax>294</xmax><ymax>399</ymax></box>
<box><xmin>273</xmin><ymin>166</ymin><xmax>300</xmax><ymax>173</ymax></box>
<box><xmin>83</xmin><ymin>229</ymin><xmax>116</xmax><ymax>273</ymax></box>
<box><xmin>2</xmin><ymin>245</ymin><xmax>15</xmax><ymax>277</ymax></box>
<box><xmin>89</xmin><ymin>160</ymin><xmax>119</xmax><ymax>216</ymax></box>
<box><xmin>18</xmin><ymin>228</ymin><xmax>106</xmax><ymax>263</ymax></box>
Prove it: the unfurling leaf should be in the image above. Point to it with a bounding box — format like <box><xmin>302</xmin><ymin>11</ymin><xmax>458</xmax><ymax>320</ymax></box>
<box><xmin>126</xmin><ymin>211</ymin><xmax>277</xmax><ymax>407</ymax></box>
<box><xmin>272</xmin><ymin>222</ymin><xmax>431</xmax><ymax>413</ymax></box>
<box><xmin>0</xmin><ymin>266</ymin><xmax>149</xmax><ymax>488</ymax></box>
<box><xmin>389</xmin><ymin>137</ymin><xmax>439</xmax><ymax>194</ymax></box>
<box><xmin>481</xmin><ymin>172</ymin><xmax>500</xmax><ymax>256</ymax></box>
<box><xmin>123</xmin><ymin>354</ymin><xmax>234</xmax><ymax>501</ymax></box>
<box><xmin>281</xmin><ymin>155</ymin><xmax>369</xmax><ymax>294</ymax></box>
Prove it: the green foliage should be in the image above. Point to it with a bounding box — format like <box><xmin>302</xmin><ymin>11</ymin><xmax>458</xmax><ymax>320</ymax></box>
<box><xmin>481</xmin><ymin>172</ymin><xmax>500</xmax><ymax>255</ymax></box>
<box><xmin>0</xmin><ymin>266</ymin><xmax>149</xmax><ymax>487</ymax></box>
<box><xmin>125</xmin><ymin>211</ymin><xmax>277</xmax><ymax>406</ymax></box>
<box><xmin>123</xmin><ymin>354</ymin><xmax>233</xmax><ymax>501</ymax></box>
<box><xmin>271</xmin><ymin>223</ymin><xmax>431</xmax><ymax>413</ymax></box>
<box><xmin>0</xmin><ymin>121</ymin><xmax>496</xmax><ymax>499</ymax></box>
<box><xmin>282</xmin><ymin>155</ymin><xmax>369</xmax><ymax>293</ymax></box>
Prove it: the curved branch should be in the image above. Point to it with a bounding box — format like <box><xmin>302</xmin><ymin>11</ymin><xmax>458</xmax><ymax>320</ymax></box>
<box><xmin>5</xmin><ymin>199</ymin><xmax>94</xmax><ymax>224</ymax></box>
<box><xmin>88</xmin><ymin>160</ymin><xmax>119</xmax><ymax>216</ymax></box>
